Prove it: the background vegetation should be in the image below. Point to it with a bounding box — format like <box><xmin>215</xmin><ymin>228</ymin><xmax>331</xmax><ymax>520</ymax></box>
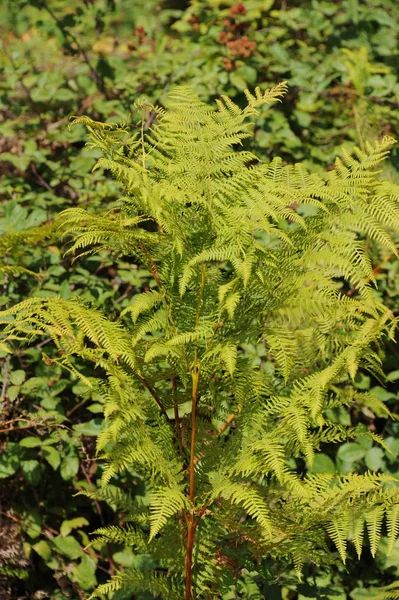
<box><xmin>1</xmin><ymin>0</ymin><xmax>399</xmax><ymax>598</ymax></box>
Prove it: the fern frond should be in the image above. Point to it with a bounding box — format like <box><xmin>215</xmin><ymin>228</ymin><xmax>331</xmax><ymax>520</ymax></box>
<box><xmin>149</xmin><ymin>486</ymin><xmax>188</xmax><ymax>541</ymax></box>
<box><xmin>386</xmin><ymin>504</ymin><xmax>399</xmax><ymax>555</ymax></box>
<box><xmin>4</xmin><ymin>84</ymin><xmax>399</xmax><ymax>596</ymax></box>
<box><xmin>366</xmin><ymin>505</ymin><xmax>385</xmax><ymax>557</ymax></box>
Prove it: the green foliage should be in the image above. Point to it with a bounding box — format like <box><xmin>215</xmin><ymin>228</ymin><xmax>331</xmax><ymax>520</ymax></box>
<box><xmin>3</xmin><ymin>84</ymin><xmax>399</xmax><ymax>598</ymax></box>
<box><xmin>2</xmin><ymin>1</ymin><xmax>399</xmax><ymax>598</ymax></box>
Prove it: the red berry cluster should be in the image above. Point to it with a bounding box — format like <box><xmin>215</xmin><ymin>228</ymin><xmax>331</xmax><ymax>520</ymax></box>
<box><xmin>230</xmin><ymin>2</ymin><xmax>246</xmax><ymax>15</ymax></box>
<box><xmin>217</xmin><ymin>30</ymin><xmax>234</xmax><ymax>44</ymax></box>
<box><xmin>216</xmin><ymin>3</ymin><xmax>256</xmax><ymax>70</ymax></box>
<box><xmin>128</xmin><ymin>25</ymin><xmax>147</xmax><ymax>50</ymax></box>
<box><xmin>222</xmin><ymin>57</ymin><xmax>235</xmax><ymax>71</ymax></box>
<box><xmin>134</xmin><ymin>25</ymin><xmax>146</xmax><ymax>42</ymax></box>
<box><xmin>227</xmin><ymin>36</ymin><xmax>256</xmax><ymax>58</ymax></box>
<box><xmin>188</xmin><ymin>14</ymin><xmax>200</xmax><ymax>30</ymax></box>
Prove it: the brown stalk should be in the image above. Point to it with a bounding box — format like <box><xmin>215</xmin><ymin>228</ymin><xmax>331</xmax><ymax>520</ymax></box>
<box><xmin>218</xmin><ymin>410</ymin><xmax>238</xmax><ymax>434</ymax></box>
<box><xmin>137</xmin><ymin>372</ymin><xmax>169</xmax><ymax>419</ymax></box>
<box><xmin>185</xmin><ymin>360</ymin><xmax>199</xmax><ymax>600</ymax></box>
<box><xmin>185</xmin><ymin>265</ymin><xmax>205</xmax><ymax>600</ymax></box>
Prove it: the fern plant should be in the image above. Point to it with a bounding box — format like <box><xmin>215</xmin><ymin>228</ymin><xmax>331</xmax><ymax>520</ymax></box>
<box><xmin>2</xmin><ymin>83</ymin><xmax>399</xmax><ymax>599</ymax></box>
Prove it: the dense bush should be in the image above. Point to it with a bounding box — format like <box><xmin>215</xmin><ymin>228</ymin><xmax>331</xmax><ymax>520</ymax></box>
<box><xmin>1</xmin><ymin>1</ymin><xmax>399</xmax><ymax>598</ymax></box>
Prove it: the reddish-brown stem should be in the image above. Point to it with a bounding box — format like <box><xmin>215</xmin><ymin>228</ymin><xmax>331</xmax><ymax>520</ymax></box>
<box><xmin>0</xmin><ymin>418</ymin><xmax>68</xmax><ymax>435</ymax></box>
<box><xmin>185</xmin><ymin>362</ymin><xmax>199</xmax><ymax>600</ymax></box>
<box><xmin>185</xmin><ymin>265</ymin><xmax>205</xmax><ymax>600</ymax></box>
<box><xmin>218</xmin><ymin>411</ymin><xmax>238</xmax><ymax>434</ymax></box>
<box><xmin>185</xmin><ymin>513</ymin><xmax>196</xmax><ymax>600</ymax></box>
<box><xmin>140</xmin><ymin>242</ymin><xmax>179</xmax><ymax>336</ymax></box>
<box><xmin>137</xmin><ymin>372</ymin><xmax>169</xmax><ymax>419</ymax></box>
<box><xmin>189</xmin><ymin>366</ymin><xmax>199</xmax><ymax>505</ymax></box>
<box><xmin>66</xmin><ymin>396</ymin><xmax>90</xmax><ymax>417</ymax></box>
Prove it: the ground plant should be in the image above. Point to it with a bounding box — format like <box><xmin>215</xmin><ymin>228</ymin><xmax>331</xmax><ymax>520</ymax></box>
<box><xmin>2</xmin><ymin>1</ymin><xmax>399</xmax><ymax>599</ymax></box>
<box><xmin>3</xmin><ymin>84</ymin><xmax>399</xmax><ymax>598</ymax></box>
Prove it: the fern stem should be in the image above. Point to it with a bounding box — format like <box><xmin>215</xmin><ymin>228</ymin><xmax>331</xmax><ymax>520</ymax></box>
<box><xmin>185</xmin><ymin>362</ymin><xmax>198</xmax><ymax>600</ymax></box>
<box><xmin>218</xmin><ymin>409</ymin><xmax>238</xmax><ymax>434</ymax></box>
<box><xmin>185</xmin><ymin>265</ymin><xmax>206</xmax><ymax>599</ymax></box>
<box><xmin>354</xmin><ymin>102</ymin><xmax>365</xmax><ymax>151</ymax></box>
<box><xmin>173</xmin><ymin>376</ymin><xmax>184</xmax><ymax>458</ymax></box>
<box><xmin>137</xmin><ymin>372</ymin><xmax>168</xmax><ymax>419</ymax></box>
<box><xmin>185</xmin><ymin>360</ymin><xmax>199</xmax><ymax>599</ymax></box>
<box><xmin>189</xmin><ymin>362</ymin><xmax>199</xmax><ymax>504</ymax></box>
<box><xmin>140</xmin><ymin>242</ymin><xmax>179</xmax><ymax>335</ymax></box>
<box><xmin>141</xmin><ymin>112</ymin><xmax>146</xmax><ymax>171</ymax></box>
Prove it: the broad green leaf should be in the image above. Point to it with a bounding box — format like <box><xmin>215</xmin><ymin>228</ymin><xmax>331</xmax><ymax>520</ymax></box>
<box><xmin>71</xmin><ymin>554</ymin><xmax>97</xmax><ymax>590</ymax></box>
<box><xmin>113</xmin><ymin>549</ymin><xmax>135</xmax><ymax>567</ymax></box>
<box><xmin>386</xmin><ymin>370</ymin><xmax>399</xmax><ymax>382</ymax></box>
<box><xmin>370</xmin><ymin>386</ymin><xmax>397</xmax><ymax>401</ymax></box>
<box><xmin>22</xmin><ymin>509</ymin><xmax>42</xmax><ymax>539</ymax></box>
<box><xmin>7</xmin><ymin>385</ymin><xmax>20</xmax><ymax>401</ymax></box>
<box><xmin>20</xmin><ymin>436</ymin><xmax>42</xmax><ymax>448</ymax></box>
<box><xmin>0</xmin><ymin>453</ymin><xmax>19</xmax><ymax>478</ymax></box>
<box><xmin>42</xmin><ymin>446</ymin><xmax>61</xmax><ymax>470</ymax></box>
<box><xmin>52</xmin><ymin>535</ymin><xmax>83</xmax><ymax>560</ymax></box>
<box><xmin>364</xmin><ymin>447</ymin><xmax>385</xmax><ymax>472</ymax></box>
<box><xmin>385</xmin><ymin>437</ymin><xmax>399</xmax><ymax>462</ymax></box>
<box><xmin>73</xmin><ymin>418</ymin><xmax>103</xmax><ymax>436</ymax></box>
<box><xmin>60</xmin><ymin>455</ymin><xmax>79</xmax><ymax>481</ymax></box>
<box><xmin>21</xmin><ymin>460</ymin><xmax>41</xmax><ymax>485</ymax></box>
<box><xmin>87</xmin><ymin>403</ymin><xmax>104</xmax><ymax>413</ymax></box>
<box><xmin>10</xmin><ymin>370</ymin><xmax>26</xmax><ymax>385</ymax></box>
<box><xmin>32</xmin><ymin>540</ymin><xmax>52</xmax><ymax>561</ymax></box>
<box><xmin>60</xmin><ymin>517</ymin><xmax>89</xmax><ymax>537</ymax></box>
<box><xmin>309</xmin><ymin>453</ymin><xmax>336</xmax><ymax>474</ymax></box>
<box><xmin>337</xmin><ymin>443</ymin><xmax>365</xmax><ymax>465</ymax></box>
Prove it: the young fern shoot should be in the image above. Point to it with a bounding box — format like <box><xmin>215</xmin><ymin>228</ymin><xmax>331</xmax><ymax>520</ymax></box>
<box><xmin>3</xmin><ymin>83</ymin><xmax>399</xmax><ymax>598</ymax></box>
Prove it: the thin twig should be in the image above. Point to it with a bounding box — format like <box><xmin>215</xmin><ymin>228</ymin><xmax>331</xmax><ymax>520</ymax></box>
<box><xmin>0</xmin><ymin>419</ymin><xmax>69</xmax><ymax>434</ymax></box>
<box><xmin>319</xmin><ymin>86</ymin><xmax>399</xmax><ymax>109</ymax></box>
<box><xmin>66</xmin><ymin>397</ymin><xmax>90</xmax><ymax>418</ymax></box>
<box><xmin>80</xmin><ymin>463</ymin><xmax>115</xmax><ymax>576</ymax></box>
<box><xmin>35</xmin><ymin>337</ymin><xmax>52</xmax><ymax>349</ymax></box>
<box><xmin>0</xmin><ymin>510</ymin><xmax>19</xmax><ymax>522</ymax></box>
<box><xmin>137</xmin><ymin>372</ymin><xmax>169</xmax><ymax>419</ymax></box>
<box><xmin>112</xmin><ymin>284</ymin><xmax>133</xmax><ymax>307</ymax></box>
<box><xmin>40</xmin><ymin>2</ymin><xmax>110</xmax><ymax>99</ymax></box>
<box><xmin>218</xmin><ymin>410</ymin><xmax>238</xmax><ymax>434</ymax></box>
<box><xmin>0</xmin><ymin>417</ymin><xmax>36</xmax><ymax>427</ymax></box>
<box><xmin>0</xmin><ymin>357</ymin><xmax>9</xmax><ymax>405</ymax></box>
<box><xmin>30</xmin><ymin>162</ymin><xmax>54</xmax><ymax>193</ymax></box>
<box><xmin>0</xmin><ymin>423</ymin><xmax>37</xmax><ymax>434</ymax></box>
